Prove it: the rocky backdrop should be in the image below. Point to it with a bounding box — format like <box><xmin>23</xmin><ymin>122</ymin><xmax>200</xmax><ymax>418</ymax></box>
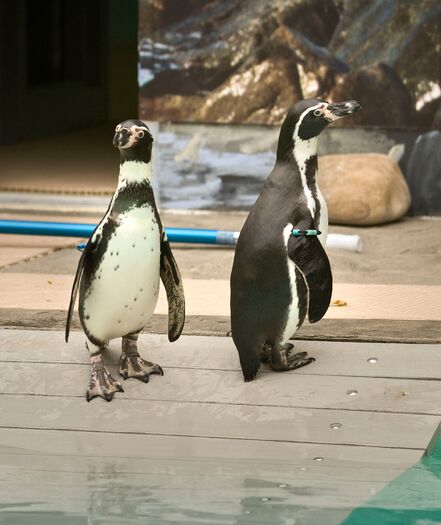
<box><xmin>139</xmin><ymin>0</ymin><xmax>441</xmax><ymax>129</ymax></box>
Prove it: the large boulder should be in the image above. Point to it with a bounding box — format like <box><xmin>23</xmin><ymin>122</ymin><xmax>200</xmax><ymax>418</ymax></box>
<box><xmin>406</xmin><ymin>131</ymin><xmax>441</xmax><ymax>216</ymax></box>
<box><xmin>330</xmin><ymin>0</ymin><xmax>441</xmax><ymax>112</ymax></box>
<box><xmin>329</xmin><ymin>63</ymin><xmax>415</xmax><ymax>127</ymax></box>
<box><xmin>319</xmin><ymin>153</ymin><xmax>411</xmax><ymax>225</ymax></box>
<box><xmin>194</xmin><ymin>59</ymin><xmax>302</xmax><ymax>124</ymax></box>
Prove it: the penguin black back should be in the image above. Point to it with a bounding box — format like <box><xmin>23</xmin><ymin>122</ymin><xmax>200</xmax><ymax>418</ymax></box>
<box><xmin>230</xmin><ymin>98</ymin><xmax>361</xmax><ymax>381</ymax></box>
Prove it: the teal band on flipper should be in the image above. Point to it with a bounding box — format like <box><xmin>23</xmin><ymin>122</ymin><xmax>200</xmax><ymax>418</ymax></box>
<box><xmin>292</xmin><ymin>229</ymin><xmax>321</xmax><ymax>236</ymax></box>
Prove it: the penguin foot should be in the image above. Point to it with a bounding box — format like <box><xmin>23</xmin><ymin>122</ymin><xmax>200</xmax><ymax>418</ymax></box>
<box><xmin>86</xmin><ymin>355</ymin><xmax>124</xmax><ymax>402</ymax></box>
<box><xmin>119</xmin><ymin>350</ymin><xmax>164</xmax><ymax>383</ymax></box>
<box><xmin>261</xmin><ymin>343</ymin><xmax>294</xmax><ymax>364</ymax></box>
<box><xmin>270</xmin><ymin>344</ymin><xmax>315</xmax><ymax>372</ymax></box>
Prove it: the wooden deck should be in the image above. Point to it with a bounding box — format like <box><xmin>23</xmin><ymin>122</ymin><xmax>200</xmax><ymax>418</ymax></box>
<box><xmin>0</xmin><ymin>328</ymin><xmax>440</xmax><ymax>524</ymax></box>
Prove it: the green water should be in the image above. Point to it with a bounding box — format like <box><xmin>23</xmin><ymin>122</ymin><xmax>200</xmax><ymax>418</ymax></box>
<box><xmin>341</xmin><ymin>424</ymin><xmax>441</xmax><ymax>525</ymax></box>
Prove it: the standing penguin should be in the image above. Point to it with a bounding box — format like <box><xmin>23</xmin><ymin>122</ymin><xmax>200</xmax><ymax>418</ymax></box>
<box><xmin>66</xmin><ymin>119</ymin><xmax>185</xmax><ymax>401</ymax></box>
<box><xmin>230</xmin><ymin>99</ymin><xmax>361</xmax><ymax>381</ymax></box>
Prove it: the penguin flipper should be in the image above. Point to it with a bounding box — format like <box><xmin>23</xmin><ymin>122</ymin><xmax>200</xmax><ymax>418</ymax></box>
<box><xmin>65</xmin><ymin>232</ymin><xmax>99</xmax><ymax>342</ymax></box>
<box><xmin>287</xmin><ymin>235</ymin><xmax>333</xmax><ymax>323</ymax></box>
<box><xmin>65</xmin><ymin>249</ymin><xmax>86</xmax><ymax>343</ymax></box>
<box><xmin>160</xmin><ymin>235</ymin><xmax>185</xmax><ymax>341</ymax></box>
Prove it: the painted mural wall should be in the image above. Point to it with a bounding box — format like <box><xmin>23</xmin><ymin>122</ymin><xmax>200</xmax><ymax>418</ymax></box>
<box><xmin>139</xmin><ymin>0</ymin><xmax>441</xmax><ymax>130</ymax></box>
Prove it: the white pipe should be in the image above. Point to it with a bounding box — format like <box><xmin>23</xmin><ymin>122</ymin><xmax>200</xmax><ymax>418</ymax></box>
<box><xmin>326</xmin><ymin>233</ymin><xmax>362</xmax><ymax>252</ymax></box>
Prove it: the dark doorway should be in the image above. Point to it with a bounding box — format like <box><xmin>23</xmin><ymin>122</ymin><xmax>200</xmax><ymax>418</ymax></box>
<box><xmin>0</xmin><ymin>0</ymin><xmax>138</xmax><ymax>144</ymax></box>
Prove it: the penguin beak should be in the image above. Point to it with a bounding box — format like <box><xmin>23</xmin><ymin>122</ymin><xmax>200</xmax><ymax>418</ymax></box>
<box><xmin>324</xmin><ymin>100</ymin><xmax>362</xmax><ymax>121</ymax></box>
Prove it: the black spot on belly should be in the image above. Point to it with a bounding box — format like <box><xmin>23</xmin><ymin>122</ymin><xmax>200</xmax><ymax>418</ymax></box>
<box><xmin>132</xmin><ymin>243</ymin><xmax>136</xmax><ymax>248</ymax></box>
<box><xmin>140</xmin><ymin>288</ymin><xmax>143</xmax><ymax>292</ymax></box>
<box><xmin>134</xmin><ymin>297</ymin><xmax>137</xmax><ymax>301</ymax></box>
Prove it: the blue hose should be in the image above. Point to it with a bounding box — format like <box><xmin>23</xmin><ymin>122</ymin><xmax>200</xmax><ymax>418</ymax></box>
<box><xmin>0</xmin><ymin>219</ymin><xmax>238</xmax><ymax>246</ymax></box>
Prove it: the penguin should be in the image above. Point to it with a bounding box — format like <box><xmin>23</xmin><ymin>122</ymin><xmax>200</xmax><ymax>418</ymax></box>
<box><xmin>230</xmin><ymin>98</ymin><xmax>361</xmax><ymax>381</ymax></box>
<box><xmin>66</xmin><ymin>119</ymin><xmax>185</xmax><ymax>401</ymax></box>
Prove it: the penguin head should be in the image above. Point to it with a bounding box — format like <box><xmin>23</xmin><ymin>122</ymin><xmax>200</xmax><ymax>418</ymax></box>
<box><xmin>113</xmin><ymin>119</ymin><xmax>153</xmax><ymax>151</ymax></box>
<box><xmin>277</xmin><ymin>98</ymin><xmax>361</xmax><ymax>160</ymax></box>
<box><xmin>290</xmin><ymin>98</ymin><xmax>361</xmax><ymax>141</ymax></box>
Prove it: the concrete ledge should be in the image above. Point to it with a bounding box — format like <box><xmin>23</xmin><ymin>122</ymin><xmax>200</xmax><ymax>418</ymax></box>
<box><xmin>1</xmin><ymin>309</ymin><xmax>440</xmax><ymax>343</ymax></box>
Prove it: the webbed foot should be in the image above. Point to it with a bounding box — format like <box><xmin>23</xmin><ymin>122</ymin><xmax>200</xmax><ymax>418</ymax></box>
<box><xmin>86</xmin><ymin>354</ymin><xmax>124</xmax><ymax>402</ymax></box>
<box><xmin>261</xmin><ymin>343</ymin><xmax>294</xmax><ymax>363</ymax></box>
<box><xmin>270</xmin><ymin>343</ymin><xmax>315</xmax><ymax>372</ymax></box>
<box><xmin>119</xmin><ymin>334</ymin><xmax>163</xmax><ymax>383</ymax></box>
<box><xmin>119</xmin><ymin>350</ymin><xmax>163</xmax><ymax>382</ymax></box>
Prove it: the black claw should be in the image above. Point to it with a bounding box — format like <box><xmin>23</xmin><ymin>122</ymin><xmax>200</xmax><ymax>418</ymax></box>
<box><xmin>140</xmin><ymin>374</ymin><xmax>150</xmax><ymax>383</ymax></box>
<box><xmin>121</xmin><ymin>372</ymin><xmax>128</xmax><ymax>380</ymax></box>
<box><xmin>157</xmin><ymin>366</ymin><xmax>164</xmax><ymax>376</ymax></box>
<box><xmin>86</xmin><ymin>392</ymin><xmax>92</xmax><ymax>402</ymax></box>
<box><xmin>104</xmin><ymin>392</ymin><xmax>113</xmax><ymax>402</ymax></box>
<box><xmin>117</xmin><ymin>384</ymin><xmax>124</xmax><ymax>392</ymax></box>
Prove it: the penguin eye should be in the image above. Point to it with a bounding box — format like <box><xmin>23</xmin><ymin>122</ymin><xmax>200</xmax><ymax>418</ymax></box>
<box><xmin>137</xmin><ymin>130</ymin><xmax>145</xmax><ymax>139</ymax></box>
<box><xmin>313</xmin><ymin>109</ymin><xmax>324</xmax><ymax>117</ymax></box>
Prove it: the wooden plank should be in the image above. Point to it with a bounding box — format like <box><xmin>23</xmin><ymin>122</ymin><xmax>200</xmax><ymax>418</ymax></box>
<box><xmin>2</xmin><ymin>362</ymin><xmax>441</xmax><ymax>416</ymax></box>
<box><xmin>0</xmin><ymin>395</ymin><xmax>438</xmax><ymax>449</ymax></box>
<box><xmin>0</xmin><ymin>431</ymin><xmax>422</xmax><ymax>525</ymax></box>
<box><xmin>0</xmin><ymin>427</ymin><xmax>422</xmax><ymax>465</ymax></box>
<box><xmin>0</xmin><ymin>452</ymin><xmax>411</xmax><ymax>515</ymax></box>
<box><xmin>0</xmin><ymin>450</ymin><xmax>409</xmax><ymax>480</ymax></box>
<box><xmin>1</xmin><ymin>329</ymin><xmax>441</xmax><ymax>379</ymax></box>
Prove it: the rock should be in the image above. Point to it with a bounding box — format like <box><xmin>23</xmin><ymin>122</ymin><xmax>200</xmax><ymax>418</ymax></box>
<box><xmin>139</xmin><ymin>0</ymin><xmax>208</xmax><ymax>33</ymax></box>
<box><xmin>330</xmin><ymin>0</ymin><xmax>441</xmax><ymax>109</ymax></box>
<box><xmin>406</xmin><ymin>131</ymin><xmax>441</xmax><ymax>216</ymax></box>
<box><xmin>329</xmin><ymin>63</ymin><xmax>415</xmax><ymax>127</ymax></box>
<box><xmin>139</xmin><ymin>94</ymin><xmax>204</xmax><ymax>122</ymax></box>
<box><xmin>139</xmin><ymin>0</ymin><xmax>441</xmax><ymax>126</ymax></box>
<box><xmin>266</xmin><ymin>25</ymin><xmax>349</xmax><ymax>97</ymax></box>
<box><xmin>139</xmin><ymin>0</ymin><xmax>342</xmax><ymax>123</ymax></box>
<box><xmin>432</xmin><ymin>103</ymin><xmax>441</xmax><ymax>131</ymax></box>
<box><xmin>319</xmin><ymin>153</ymin><xmax>411</xmax><ymax>225</ymax></box>
<box><xmin>194</xmin><ymin>59</ymin><xmax>302</xmax><ymax>124</ymax></box>
<box><xmin>414</xmin><ymin>96</ymin><xmax>441</xmax><ymax>129</ymax></box>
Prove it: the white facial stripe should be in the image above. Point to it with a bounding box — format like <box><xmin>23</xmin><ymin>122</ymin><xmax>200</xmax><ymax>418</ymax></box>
<box><xmin>293</xmin><ymin>103</ymin><xmax>323</xmax><ymax>219</ymax></box>
<box><xmin>118</xmin><ymin>125</ymin><xmax>149</xmax><ymax>149</ymax></box>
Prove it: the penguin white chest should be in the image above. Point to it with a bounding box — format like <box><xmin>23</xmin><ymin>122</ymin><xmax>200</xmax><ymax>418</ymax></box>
<box><xmin>281</xmin><ymin>224</ymin><xmax>301</xmax><ymax>342</ymax></box>
<box><xmin>83</xmin><ymin>205</ymin><xmax>161</xmax><ymax>342</ymax></box>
